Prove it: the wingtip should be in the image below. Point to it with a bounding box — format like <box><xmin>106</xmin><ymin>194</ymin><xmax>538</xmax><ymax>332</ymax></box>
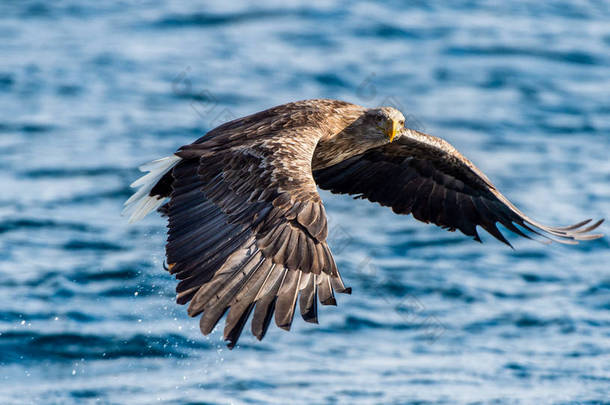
<box><xmin>518</xmin><ymin>215</ymin><xmax>604</xmax><ymax>245</ymax></box>
<box><xmin>321</xmin><ymin>297</ymin><xmax>337</xmax><ymax>306</ymax></box>
<box><xmin>301</xmin><ymin>308</ymin><xmax>318</xmax><ymax>324</ymax></box>
<box><xmin>303</xmin><ymin>316</ymin><xmax>318</xmax><ymax>324</ymax></box>
<box><xmin>553</xmin><ymin>218</ymin><xmax>592</xmax><ymax>231</ymax></box>
<box><xmin>576</xmin><ymin>233</ymin><xmax>604</xmax><ymax>241</ymax></box>
<box><xmin>591</xmin><ymin>218</ymin><xmax>604</xmax><ymax>230</ymax></box>
<box><xmin>277</xmin><ymin>324</ymin><xmax>292</xmax><ymax>332</ymax></box>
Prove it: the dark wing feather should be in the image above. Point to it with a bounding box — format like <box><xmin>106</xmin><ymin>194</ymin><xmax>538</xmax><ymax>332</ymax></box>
<box><xmin>313</xmin><ymin>129</ymin><xmax>603</xmax><ymax>245</ymax></box>
<box><xmin>299</xmin><ymin>274</ymin><xmax>318</xmax><ymax>323</ymax></box>
<box><xmin>163</xmin><ymin>111</ymin><xmax>352</xmax><ymax>348</ymax></box>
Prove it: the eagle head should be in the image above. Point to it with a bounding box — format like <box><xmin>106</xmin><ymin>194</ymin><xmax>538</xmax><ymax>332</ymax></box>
<box><xmin>354</xmin><ymin>106</ymin><xmax>406</xmax><ymax>144</ymax></box>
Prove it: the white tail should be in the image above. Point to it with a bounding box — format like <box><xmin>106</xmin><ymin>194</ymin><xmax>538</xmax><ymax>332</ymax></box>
<box><xmin>123</xmin><ymin>155</ymin><xmax>182</xmax><ymax>223</ymax></box>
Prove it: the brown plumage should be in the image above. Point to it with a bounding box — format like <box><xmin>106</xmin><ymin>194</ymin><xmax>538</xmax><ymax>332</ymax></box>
<box><xmin>124</xmin><ymin>98</ymin><xmax>603</xmax><ymax>348</ymax></box>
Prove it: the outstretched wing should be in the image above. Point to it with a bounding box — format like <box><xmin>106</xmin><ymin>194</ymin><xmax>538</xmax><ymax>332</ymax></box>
<box><xmin>313</xmin><ymin>129</ymin><xmax>603</xmax><ymax>246</ymax></box>
<box><xmin>161</xmin><ymin>126</ymin><xmax>349</xmax><ymax>348</ymax></box>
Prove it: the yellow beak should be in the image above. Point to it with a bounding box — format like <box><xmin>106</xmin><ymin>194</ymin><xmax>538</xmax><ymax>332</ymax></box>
<box><xmin>385</xmin><ymin>119</ymin><xmax>398</xmax><ymax>142</ymax></box>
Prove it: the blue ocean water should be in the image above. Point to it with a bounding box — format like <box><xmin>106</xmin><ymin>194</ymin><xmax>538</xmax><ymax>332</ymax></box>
<box><xmin>1</xmin><ymin>0</ymin><xmax>609</xmax><ymax>403</ymax></box>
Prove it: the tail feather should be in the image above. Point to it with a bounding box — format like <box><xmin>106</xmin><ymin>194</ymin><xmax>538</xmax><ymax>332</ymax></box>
<box><xmin>123</xmin><ymin>155</ymin><xmax>182</xmax><ymax>223</ymax></box>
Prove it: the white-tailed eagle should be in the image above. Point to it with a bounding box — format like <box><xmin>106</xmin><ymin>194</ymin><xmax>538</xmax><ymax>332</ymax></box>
<box><xmin>124</xmin><ymin>99</ymin><xmax>603</xmax><ymax>348</ymax></box>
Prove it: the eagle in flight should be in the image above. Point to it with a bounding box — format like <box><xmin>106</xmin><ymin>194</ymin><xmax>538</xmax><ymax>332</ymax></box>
<box><xmin>124</xmin><ymin>99</ymin><xmax>603</xmax><ymax>348</ymax></box>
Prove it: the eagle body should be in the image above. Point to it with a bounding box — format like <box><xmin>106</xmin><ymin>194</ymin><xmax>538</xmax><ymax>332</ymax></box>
<box><xmin>124</xmin><ymin>98</ymin><xmax>602</xmax><ymax>348</ymax></box>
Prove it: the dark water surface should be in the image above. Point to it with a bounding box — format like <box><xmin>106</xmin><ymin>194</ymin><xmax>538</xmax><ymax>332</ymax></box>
<box><xmin>1</xmin><ymin>1</ymin><xmax>609</xmax><ymax>404</ymax></box>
